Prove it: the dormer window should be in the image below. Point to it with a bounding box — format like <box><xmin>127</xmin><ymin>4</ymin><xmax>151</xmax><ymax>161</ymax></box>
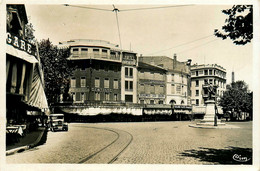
<box><xmin>7</xmin><ymin>10</ymin><xmax>23</xmax><ymax>37</ymax></box>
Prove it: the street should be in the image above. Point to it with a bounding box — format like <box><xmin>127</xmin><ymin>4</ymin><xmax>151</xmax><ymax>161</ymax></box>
<box><xmin>6</xmin><ymin>121</ymin><xmax>252</xmax><ymax>164</ymax></box>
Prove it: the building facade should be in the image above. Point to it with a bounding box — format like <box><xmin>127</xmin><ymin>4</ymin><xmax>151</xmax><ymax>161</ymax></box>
<box><xmin>59</xmin><ymin>39</ymin><xmax>138</xmax><ymax>104</ymax></box>
<box><xmin>190</xmin><ymin>64</ymin><xmax>226</xmax><ymax>113</ymax></box>
<box><xmin>137</xmin><ymin>62</ymin><xmax>167</xmax><ymax>105</ymax></box>
<box><xmin>6</xmin><ymin>5</ymin><xmax>48</xmax><ymax>125</ymax></box>
<box><xmin>139</xmin><ymin>55</ymin><xmax>191</xmax><ymax>106</ymax></box>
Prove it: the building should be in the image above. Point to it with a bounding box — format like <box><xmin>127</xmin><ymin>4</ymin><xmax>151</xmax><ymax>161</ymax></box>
<box><xmin>137</xmin><ymin>62</ymin><xmax>167</xmax><ymax>105</ymax></box>
<box><xmin>59</xmin><ymin>39</ymin><xmax>138</xmax><ymax>104</ymax></box>
<box><xmin>190</xmin><ymin>64</ymin><xmax>226</xmax><ymax>114</ymax></box>
<box><xmin>139</xmin><ymin>54</ymin><xmax>191</xmax><ymax>105</ymax></box>
<box><xmin>6</xmin><ymin>5</ymin><xmax>48</xmax><ymax>126</ymax></box>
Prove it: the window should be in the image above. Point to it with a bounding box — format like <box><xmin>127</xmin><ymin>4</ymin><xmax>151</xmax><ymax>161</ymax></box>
<box><xmin>95</xmin><ymin>78</ymin><xmax>100</xmax><ymax>88</ymax></box>
<box><xmin>102</xmin><ymin>49</ymin><xmax>108</xmax><ymax>58</ymax></box>
<box><xmin>71</xmin><ymin>92</ymin><xmax>76</xmax><ymax>102</ymax></box>
<box><xmin>209</xmin><ymin>70</ymin><xmax>212</xmax><ymax>75</ymax></box>
<box><xmin>72</xmin><ymin>48</ymin><xmax>79</xmax><ymax>56</ymax></box>
<box><xmin>125</xmin><ymin>67</ymin><xmax>133</xmax><ymax>78</ymax></box>
<box><xmin>114</xmin><ymin>94</ymin><xmax>118</xmax><ymax>101</ymax></box>
<box><xmin>125</xmin><ymin>81</ymin><xmax>128</xmax><ymax>90</ymax></box>
<box><xmin>130</xmin><ymin>68</ymin><xmax>133</xmax><ymax>77</ymax></box>
<box><xmin>204</xmin><ymin>79</ymin><xmax>208</xmax><ymax>85</ymax></box>
<box><xmin>140</xmin><ymin>84</ymin><xmax>145</xmax><ymax>93</ymax></box>
<box><xmin>95</xmin><ymin>92</ymin><xmax>100</xmax><ymax>100</ymax></box>
<box><xmin>81</xmin><ymin>92</ymin><xmax>85</xmax><ymax>102</ymax></box>
<box><xmin>171</xmin><ymin>84</ymin><xmax>175</xmax><ymax>94</ymax></box>
<box><xmin>71</xmin><ymin>77</ymin><xmax>76</xmax><ymax>88</ymax></box>
<box><xmin>176</xmin><ymin>85</ymin><xmax>181</xmax><ymax>94</ymax></box>
<box><xmin>125</xmin><ymin>81</ymin><xmax>133</xmax><ymax>91</ymax></box>
<box><xmin>196</xmin><ymin>80</ymin><xmax>199</xmax><ymax>87</ymax></box>
<box><xmin>196</xmin><ymin>71</ymin><xmax>199</xmax><ymax>76</ymax></box>
<box><xmin>81</xmin><ymin>48</ymin><xmax>88</xmax><ymax>56</ymax></box>
<box><xmin>111</xmin><ymin>51</ymin><xmax>116</xmax><ymax>59</ymax></box>
<box><xmin>159</xmin><ymin>100</ymin><xmax>163</xmax><ymax>104</ymax></box>
<box><xmin>150</xmin><ymin>100</ymin><xmax>154</xmax><ymax>104</ymax></box>
<box><xmin>209</xmin><ymin>79</ymin><xmax>213</xmax><ymax>85</ymax></box>
<box><xmin>204</xmin><ymin>70</ymin><xmax>208</xmax><ymax>75</ymax></box>
<box><xmin>80</xmin><ymin>77</ymin><xmax>86</xmax><ymax>87</ymax></box>
<box><xmin>105</xmin><ymin>92</ymin><xmax>109</xmax><ymax>101</ymax></box>
<box><xmin>196</xmin><ymin>99</ymin><xmax>199</xmax><ymax>106</ymax></box>
<box><xmin>125</xmin><ymin>67</ymin><xmax>128</xmax><ymax>76</ymax></box>
<box><xmin>159</xmin><ymin>85</ymin><xmax>164</xmax><ymax>94</ymax></box>
<box><xmin>130</xmin><ymin>81</ymin><xmax>133</xmax><ymax>90</ymax></box>
<box><xmin>140</xmin><ymin>100</ymin><xmax>144</xmax><ymax>104</ymax></box>
<box><xmin>113</xmin><ymin>79</ymin><xmax>118</xmax><ymax>89</ymax></box>
<box><xmin>104</xmin><ymin>78</ymin><xmax>109</xmax><ymax>88</ymax></box>
<box><xmin>93</xmin><ymin>49</ymin><xmax>99</xmax><ymax>52</ymax></box>
<box><xmin>125</xmin><ymin>95</ymin><xmax>133</xmax><ymax>102</ymax></box>
<box><xmin>196</xmin><ymin>90</ymin><xmax>199</xmax><ymax>96</ymax></box>
<box><xmin>150</xmin><ymin>85</ymin><xmax>155</xmax><ymax>94</ymax></box>
<box><xmin>171</xmin><ymin>74</ymin><xmax>175</xmax><ymax>81</ymax></box>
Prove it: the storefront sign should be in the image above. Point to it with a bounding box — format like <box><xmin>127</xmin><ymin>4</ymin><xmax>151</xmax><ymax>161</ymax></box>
<box><xmin>6</xmin><ymin>32</ymin><xmax>36</xmax><ymax>56</ymax></box>
<box><xmin>91</xmin><ymin>87</ymin><xmax>112</xmax><ymax>92</ymax></box>
<box><xmin>139</xmin><ymin>94</ymin><xmax>165</xmax><ymax>98</ymax></box>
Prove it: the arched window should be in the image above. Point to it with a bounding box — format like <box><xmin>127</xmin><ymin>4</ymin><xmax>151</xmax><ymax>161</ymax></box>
<box><xmin>169</xmin><ymin>99</ymin><xmax>176</xmax><ymax>105</ymax></box>
<box><xmin>181</xmin><ymin>100</ymin><xmax>184</xmax><ymax>105</ymax></box>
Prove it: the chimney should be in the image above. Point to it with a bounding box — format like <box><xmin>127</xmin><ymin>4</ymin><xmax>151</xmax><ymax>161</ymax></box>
<box><xmin>173</xmin><ymin>53</ymin><xmax>177</xmax><ymax>61</ymax></box>
<box><xmin>187</xmin><ymin>59</ymin><xmax>192</xmax><ymax>66</ymax></box>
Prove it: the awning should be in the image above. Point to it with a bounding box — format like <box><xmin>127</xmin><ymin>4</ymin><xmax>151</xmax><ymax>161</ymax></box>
<box><xmin>27</xmin><ymin>66</ymin><xmax>49</xmax><ymax>111</ymax></box>
<box><xmin>6</xmin><ymin>44</ymin><xmax>38</xmax><ymax>63</ymax></box>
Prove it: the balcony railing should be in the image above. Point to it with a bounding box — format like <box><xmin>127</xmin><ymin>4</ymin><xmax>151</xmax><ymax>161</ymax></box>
<box><xmin>71</xmin><ymin>53</ymin><xmax>121</xmax><ymax>61</ymax></box>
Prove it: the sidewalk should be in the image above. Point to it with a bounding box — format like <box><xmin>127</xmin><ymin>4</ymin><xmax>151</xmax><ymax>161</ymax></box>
<box><xmin>6</xmin><ymin>127</ymin><xmax>47</xmax><ymax>156</ymax></box>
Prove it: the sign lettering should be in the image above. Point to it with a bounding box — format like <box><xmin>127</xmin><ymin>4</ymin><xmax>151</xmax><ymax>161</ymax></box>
<box><xmin>6</xmin><ymin>32</ymin><xmax>36</xmax><ymax>56</ymax></box>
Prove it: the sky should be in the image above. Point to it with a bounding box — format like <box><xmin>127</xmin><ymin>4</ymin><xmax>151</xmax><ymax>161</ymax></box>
<box><xmin>25</xmin><ymin>3</ymin><xmax>253</xmax><ymax>90</ymax></box>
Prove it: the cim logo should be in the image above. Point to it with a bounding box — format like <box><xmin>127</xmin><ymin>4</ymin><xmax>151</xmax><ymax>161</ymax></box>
<box><xmin>232</xmin><ymin>154</ymin><xmax>251</xmax><ymax>162</ymax></box>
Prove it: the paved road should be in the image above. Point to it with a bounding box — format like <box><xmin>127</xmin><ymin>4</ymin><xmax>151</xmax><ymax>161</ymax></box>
<box><xmin>6</xmin><ymin>121</ymin><xmax>252</xmax><ymax>164</ymax></box>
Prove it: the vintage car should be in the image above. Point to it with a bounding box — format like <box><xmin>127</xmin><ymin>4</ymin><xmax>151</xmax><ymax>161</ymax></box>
<box><xmin>48</xmin><ymin>114</ymin><xmax>68</xmax><ymax>132</ymax></box>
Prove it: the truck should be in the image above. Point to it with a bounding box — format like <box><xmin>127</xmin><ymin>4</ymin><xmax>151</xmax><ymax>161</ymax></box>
<box><xmin>48</xmin><ymin>114</ymin><xmax>68</xmax><ymax>132</ymax></box>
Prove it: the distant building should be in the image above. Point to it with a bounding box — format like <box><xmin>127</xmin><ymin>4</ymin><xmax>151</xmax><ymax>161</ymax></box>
<box><xmin>190</xmin><ymin>64</ymin><xmax>226</xmax><ymax>114</ymax></box>
<box><xmin>139</xmin><ymin>54</ymin><xmax>191</xmax><ymax>106</ymax></box>
<box><xmin>59</xmin><ymin>39</ymin><xmax>138</xmax><ymax>104</ymax></box>
<box><xmin>137</xmin><ymin>62</ymin><xmax>167</xmax><ymax>104</ymax></box>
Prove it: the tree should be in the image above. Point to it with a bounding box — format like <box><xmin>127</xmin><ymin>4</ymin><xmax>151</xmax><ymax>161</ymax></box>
<box><xmin>214</xmin><ymin>5</ymin><xmax>253</xmax><ymax>45</ymax></box>
<box><xmin>25</xmin><ymin>22</ymin><xmax>36</xmax><ymax>44</ymax></box>
<box><xmin>38</xmin><ymin>39</ymin><xmax>73</xmax><ymax>105</ymax></box>
<box><xmin>219</xmin><ymin>81</ymin><xmax>252</xmax><ymax>120</ymax></box>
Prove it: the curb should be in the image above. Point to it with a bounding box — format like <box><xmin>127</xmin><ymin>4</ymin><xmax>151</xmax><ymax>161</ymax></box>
<box><xmin>188</xmin><ymin>124</ymin><xmax>240</xmax><ymax>129</ymax></box>
<box><xmin>6</xmin><ymin>127</ymin><xmax>47</xmax><ymax>156</ymax></box>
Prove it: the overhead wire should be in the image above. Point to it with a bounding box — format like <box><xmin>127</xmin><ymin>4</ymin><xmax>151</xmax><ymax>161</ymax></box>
<box><xmin>148</xmin><ymin>34</ymin><xmax>214</xmax><ymax>55</ymax></box>
<box><xmin>64</xmin><ymin>4</ymin><xmax>111</xmax><ymax>11</ymax></box>
<box><xmin>177</xmin><ymin>39</ymin><xmax>219</xmax><ymax>54</ymax></box>
<box><xmin>64</xmin><ymin>4</ymin><xmax>217</xmax><ymax>55</ymax></box>
<box><xmin>119</xmin><ymin>5</ymin><xmax>194</xmax><ymax>12</ymax></box>
<box><xmin>64</xmin><ymin>4</ymin><xmax>193</xmax><ymax>12</ymax></box>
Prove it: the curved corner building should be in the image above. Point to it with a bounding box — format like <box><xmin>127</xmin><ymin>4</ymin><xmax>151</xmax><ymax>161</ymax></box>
<box><xmin>59</xmin><ymin>39</ymin><xmax>138</xmax><ymax>104</ymax></box>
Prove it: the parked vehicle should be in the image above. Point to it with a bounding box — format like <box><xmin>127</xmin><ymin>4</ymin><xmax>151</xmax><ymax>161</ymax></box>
<box><xmin>48</xmin><ymin>114</ymin><xmax>68</xmax><ymax>132</ymax></box>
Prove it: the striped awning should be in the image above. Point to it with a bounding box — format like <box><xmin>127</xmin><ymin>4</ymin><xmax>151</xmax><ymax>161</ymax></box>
<box><xmin>27</xmin><ymin>65</ymin><xmax>49</xmax><ymax>110</ymax></box>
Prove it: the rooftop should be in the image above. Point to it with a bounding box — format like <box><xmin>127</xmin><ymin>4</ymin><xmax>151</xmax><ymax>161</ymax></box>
<box><xmin>191</xmin><ymin>64</ymin><xmax>226</xmax><ymax>71</ymax></box>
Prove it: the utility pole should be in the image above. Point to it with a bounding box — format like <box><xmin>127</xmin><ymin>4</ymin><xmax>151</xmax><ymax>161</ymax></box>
<box><xmin>113</xmin><ymin>5</ymin><xmax>122</xmax><ymax>49</ymax></box>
